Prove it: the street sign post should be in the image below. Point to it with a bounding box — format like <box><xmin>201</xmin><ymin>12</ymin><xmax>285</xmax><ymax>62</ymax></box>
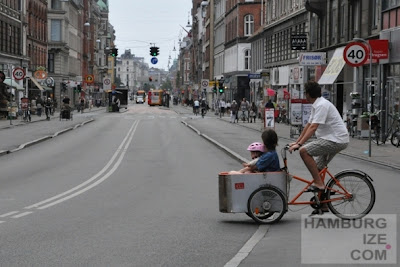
<box><xmin>343</xmin><ymin>42</ymin><xmax>368</xmax><ymax>67</ymax></box>
<box><xmin>103</xmin><ymin>77</ymin><xmax>111</xmax><ymax>90</ymax></box>
<box><xmin>151</xmin><ymin>57</ymin><xmax>158</xmax><ymax>65</ymax></box>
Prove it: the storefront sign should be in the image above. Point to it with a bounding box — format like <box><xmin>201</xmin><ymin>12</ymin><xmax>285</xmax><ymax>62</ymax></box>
<box><xmin>369</xmin><ymin>39</ymin><xmax>389</xmax><ymax>59</ymax></box>
<box><xmin>299</xmin><ymin>52</ymin><xmax>327</xmax><ymax>65</ymax></box>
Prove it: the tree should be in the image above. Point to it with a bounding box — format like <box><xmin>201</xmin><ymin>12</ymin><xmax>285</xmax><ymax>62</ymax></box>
<box><xmin>161</xmin><ymin>78</ymin><xmax>172</xmax><ymax>91</ymax></box>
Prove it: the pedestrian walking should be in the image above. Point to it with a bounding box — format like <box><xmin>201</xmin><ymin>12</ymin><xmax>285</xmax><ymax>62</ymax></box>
<box><xmin>250</xmin><ymin>102</ymin><xmax>258</xmax><ymax>123</ymax></box>
<box><xmin>230</xmin><ymin>100</ymin><xmax>238</xmax><ymax>123</ymax></box>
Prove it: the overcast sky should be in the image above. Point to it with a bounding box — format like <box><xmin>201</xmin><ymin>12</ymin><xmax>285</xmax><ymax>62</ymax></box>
<box><xmin>109</xmin><ymin>1</ymin><xmax>193</xmax><ymax>71</ymax></box>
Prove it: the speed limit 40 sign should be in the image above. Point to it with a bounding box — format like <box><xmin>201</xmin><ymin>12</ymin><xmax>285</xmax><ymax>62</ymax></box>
<box><xmin>13</xmin><ymin>67</ymin><xmax>26</xmax><ymax>80</ymax></box>
<box><xmin>343</xmin><ymin>42</ymin><xmax>368</xmax><ymax>67</ymax></box>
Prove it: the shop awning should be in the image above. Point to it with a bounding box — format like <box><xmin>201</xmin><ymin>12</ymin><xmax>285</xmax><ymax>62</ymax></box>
<box><xmin>318</xmin><ymin>47</ymin><xmax>346</xmax><ymax>85</ymax></box>
<box><xmin>42</xmin><ymin>85</ymin><xmax>53</xmax><ymax>91</ymax></box>
<box><xmin>266</xmin><ymin>88</ymin><xmax>276</xmax><ymax>96</ymax></box>
<box><xmin>4</xmin><ymin>78</ymin><xmax>24</xmax><ymax>90</ymax></box>
<box><xmin>30</xmin><ymin>77</ymin><xmax>44</xmax><ymax>91</ymax></box>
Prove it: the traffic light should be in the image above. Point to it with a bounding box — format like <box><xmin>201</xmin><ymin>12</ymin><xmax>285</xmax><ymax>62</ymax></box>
<box><xmin>61</xmin><ymin>82</ymin><xmax>67</xmax><ymax>92</ymax></box>
<box><xmin>218</xmin><ymin>80</ymin><xmax>224</xmax><ymax>94</ymax></box>
<box><xmin>213</xmin><ymin>84</ymin><xmax>217</xmax><ymax>93</ymax></box>
<box><xmin>150</xmin><ymin>47</ymin><xmax>157</xmax><ymax>56</ymax></box>
<box><xmin>77</xmin><ymin>84</ymin><xmax>82</xmax><ymax>92</ymax></box>
<box><xmin>155</xmin><ymin>47</ymin><xmax>160</xmax><ymax>56</ymax></box>
<box><xmin>111</xmin><ymin>48</ymin><xmax>118</xmax><ymax>57</ymax></box>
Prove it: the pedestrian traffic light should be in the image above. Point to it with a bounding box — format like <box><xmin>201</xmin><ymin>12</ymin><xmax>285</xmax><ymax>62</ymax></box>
<box><xmin>111</xmin><ymin>48</ymin><xmax>118</xmax><ymax>57</ymax></box>
<box><xmin>218</xmin><ymin>80</ymin><xmax>224</xmax><ymax>94</ymax></box>
<box><xmin>150</xmin><ymin>46</ymin><xmax>157</xmax><ymax>56</ymax></box>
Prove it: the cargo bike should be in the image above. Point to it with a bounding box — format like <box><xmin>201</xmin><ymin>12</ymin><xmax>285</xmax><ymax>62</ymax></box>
<box><xmin>219</xmin><ymin>145</ymin><xmax>376</xmax><ymax>224</ymax></box>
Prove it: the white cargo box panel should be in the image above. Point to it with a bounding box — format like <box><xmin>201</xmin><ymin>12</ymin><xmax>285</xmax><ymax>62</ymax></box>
<box><xmin>219</xmin><ymin>171</ymin><xmax>287</xmax><ymax>213</ymax></box>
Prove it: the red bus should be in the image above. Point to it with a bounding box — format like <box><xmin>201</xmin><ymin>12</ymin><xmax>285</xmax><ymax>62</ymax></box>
<box><xmin>148</xmin><ymin>90</ymin><xmax>163</xmax><ymax>106</ymax></box>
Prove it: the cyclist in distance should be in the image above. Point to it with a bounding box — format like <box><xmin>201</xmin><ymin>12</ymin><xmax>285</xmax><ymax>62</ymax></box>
<box><xmin>289</xmin><ymin>81</ymin><xmax>349</xmax><ymax>194</ymax></box>
<box><xmin>200</xmin><ymin>98</ymin><xmax>207</xmax><ymax>117</ymax></box>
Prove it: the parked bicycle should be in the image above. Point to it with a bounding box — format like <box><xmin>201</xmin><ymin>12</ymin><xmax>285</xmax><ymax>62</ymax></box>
<box><xmin>367</xmin><ymin>110</ymin><xmax>400</xmax><ymax>147</ymax></box>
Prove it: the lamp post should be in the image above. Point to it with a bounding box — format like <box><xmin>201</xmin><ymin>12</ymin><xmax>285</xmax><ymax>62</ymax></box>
<box><xmin>353</xmin><ymin>37</ymin><xmax>373</xmax><ymax>157</ymax></box>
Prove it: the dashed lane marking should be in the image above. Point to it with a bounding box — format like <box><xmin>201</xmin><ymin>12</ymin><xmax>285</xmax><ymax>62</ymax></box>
<box><xmin>11</xmin><ymin>211</ymin><xmax>33</xmax><ymax>218</ymax></box>
<box><xmin>0</xmin><ymin>211</ymin><xmax>20</xmax><ymax>218</ymax></box>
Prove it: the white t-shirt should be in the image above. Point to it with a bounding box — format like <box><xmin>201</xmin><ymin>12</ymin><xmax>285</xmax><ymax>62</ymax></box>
<box><xmin>309</xmin><ymin>97</ymin><xmax>349</xmax><ymax>143</ymax></box>
<box><xmin>194</xmin><ymin>100</ymin><xmax>199</xmax><ymax>107</ymax></box>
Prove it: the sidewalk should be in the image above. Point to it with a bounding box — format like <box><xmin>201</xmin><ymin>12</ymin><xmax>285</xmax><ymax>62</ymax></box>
<box><xmin>178</xmin><ymin>104</ymin><xmax>400</xmax><ymax>170</ymax></box>
<box><xmin>0</xmin><ymin>107</ymin><xmax>105</xmax><ymax>155</ymax></box>
<box><xmin>0</xmin><ymin>106</ymin><xmax>104</xmax><ymax>130</ymax></box>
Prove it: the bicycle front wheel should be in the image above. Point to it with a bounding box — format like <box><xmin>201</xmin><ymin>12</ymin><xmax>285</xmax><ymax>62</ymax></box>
<box><xmin>326</xmin><ymin>172</ymin><xmax>375</xmax><ymax>219</ymax></box>
<box><xmin>391</xmin><ymin>131</ymin><xmax>400</xmax><ymax>147</ymax></box>
<box><xmin>247</xmin><ymin>186</ymin><xmax>287</xmax><ymax>224</ymax></box>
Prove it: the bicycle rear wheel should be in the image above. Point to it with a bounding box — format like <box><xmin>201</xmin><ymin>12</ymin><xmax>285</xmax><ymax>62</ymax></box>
<box><xmin>326</xmin><ymin>172</ymin><xmax>375</xmax><ymax>219</ymax></box>
<box><xmin>247</xmin><ymin>185</ymin><xmax>286</xmax><ymax>224</ymax></box>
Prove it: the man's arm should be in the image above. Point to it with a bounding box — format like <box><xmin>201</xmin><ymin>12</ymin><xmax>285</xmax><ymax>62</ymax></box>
<box><xmin>289</xmin><ymin>123</ymin><xmax>319</xmax><ymax>151</ymax></box>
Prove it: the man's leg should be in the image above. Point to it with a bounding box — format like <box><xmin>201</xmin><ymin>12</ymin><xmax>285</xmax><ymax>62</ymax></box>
<box><xmin>299</xmin><ymin>148</ymin><xmax>324</xmax><ymax>189</ymax></box>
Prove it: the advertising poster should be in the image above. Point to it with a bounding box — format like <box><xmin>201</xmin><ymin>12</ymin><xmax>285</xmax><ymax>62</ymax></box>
<box><xmin>291</xmin><ymin>101</ymin><xmax>303</xmax><ymax>125</ymax></box>
<box><xmin>302</xmin><ymin>103</ymin><xmax>312</xmax><ymax>126</ymax></box>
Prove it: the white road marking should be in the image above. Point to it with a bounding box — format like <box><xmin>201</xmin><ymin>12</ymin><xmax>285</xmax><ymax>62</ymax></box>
<box><xmin>0</xmin><ymin>211</ymin><xmax>20</xmax><ymax>218</ymax></box>
<box><xmin>25</xmin><ymin>120</ymin><xmax>139</xmax><ymax>210</ymax></box>
<box><xmin>224</xmin><ymin>225</ymin><xmax>269</xmax><ymax>267</ymax></box>
<box><xmin>11</xmin><ymin>212</ymin><xmax>33</xmax><ymax>218</ymax></box>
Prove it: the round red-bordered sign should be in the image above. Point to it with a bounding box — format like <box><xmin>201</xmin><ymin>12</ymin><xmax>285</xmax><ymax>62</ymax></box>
<box><xmin>343</xmin><ymin>42</ymin><xmax>368</xmax><ymax>67</ymax></box>
<box><xmin>13</xmin><ymin>67</ymin><xmax>26</xmax><ymax>80</ymax></box>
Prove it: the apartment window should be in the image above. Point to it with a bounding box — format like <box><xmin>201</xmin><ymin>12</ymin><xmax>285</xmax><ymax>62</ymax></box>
<box><xmin>50</xmin><ymin>19</ymin><xmax>61</xmax><ymax>41</ymax></box>
<box><xmin>126</xmin><ymin>61</ymin><xmax>129</xmax><ymax>65</ymax></box>
<box><xmin>51</xmin><ymin>0</ymin><xmax>62</xmax><ymax>10</ymax></box>
<box><xmin>244</xmin><ymin>15</ymin><xmax>254</xmax><ymax>36</ymax></box>
<box><xmin>244</xmin><ymin>49</ymin><xmax>251</xmax><ymax>70</ymax></box>
<box><xmin>48</xmin><ymin>53</ymin><xmax>54</xmax><ymax>73</ymax></box>
<box><xmin>371</xmin><ymin>0</ymin><xmax>379</xmax><ymax>29</ymax></box>
<box><xmin>352</xmin><ymin>1</ymin><xmax>360</xmax><ymax>35</ymax></box>
<box><xmin>340</xmin><ymin>2</ymin><xmax>345</xmax><ymax>37</ymax></box>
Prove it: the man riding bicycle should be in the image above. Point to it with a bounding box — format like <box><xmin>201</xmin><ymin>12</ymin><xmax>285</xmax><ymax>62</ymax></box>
<box><xmin>289</xmin><ymin>81</ymin><xmax>349</xmax><ymax>214</ymax></box>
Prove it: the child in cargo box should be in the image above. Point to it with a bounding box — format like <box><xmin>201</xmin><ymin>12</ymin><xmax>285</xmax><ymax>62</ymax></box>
<box><xmin>229</xmin><ymin>129</ymin><xmax>280</xmax><ymax>174</ymax></box>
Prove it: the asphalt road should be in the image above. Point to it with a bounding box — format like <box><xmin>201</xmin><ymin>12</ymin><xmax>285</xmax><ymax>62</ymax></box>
<box><xmin>0</xmin><ymin>103</ymin><xmax>398</xmax><ymax>266</ymax></box>
<box><xmin>0</xmin><ymin>104</ymin><xmax>259</xmax><ymax>266</ymax></box>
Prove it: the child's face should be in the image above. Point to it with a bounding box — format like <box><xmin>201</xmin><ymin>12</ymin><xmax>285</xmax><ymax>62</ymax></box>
<box><xmin>250</xmin><ymin>151</ymin><xmax>262</xmax><ymax>159</ymax></box>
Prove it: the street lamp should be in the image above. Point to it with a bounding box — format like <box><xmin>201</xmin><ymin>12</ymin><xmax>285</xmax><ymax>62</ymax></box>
<box><xmin>353</xmin><ymin>37</ymin><xmax>373</xmax><ymax>157</ymax></box>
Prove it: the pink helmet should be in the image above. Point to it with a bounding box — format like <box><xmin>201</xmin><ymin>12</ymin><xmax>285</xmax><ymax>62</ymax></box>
<box><xmin>247</xmin><ymin>142</ymin><xmax>265</xmax><ymax>152</ymax></box>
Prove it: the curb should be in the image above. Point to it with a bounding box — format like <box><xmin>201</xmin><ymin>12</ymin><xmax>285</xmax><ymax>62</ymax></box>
<box><xmin>0</xmin><ymin>118</ymin><xmax>95</xmax><ymax>157</ymax></box>
<box><xmin>181</xmin><ymin>120</ymin><xmax>248</xmax><ymax>164</ymax></box>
